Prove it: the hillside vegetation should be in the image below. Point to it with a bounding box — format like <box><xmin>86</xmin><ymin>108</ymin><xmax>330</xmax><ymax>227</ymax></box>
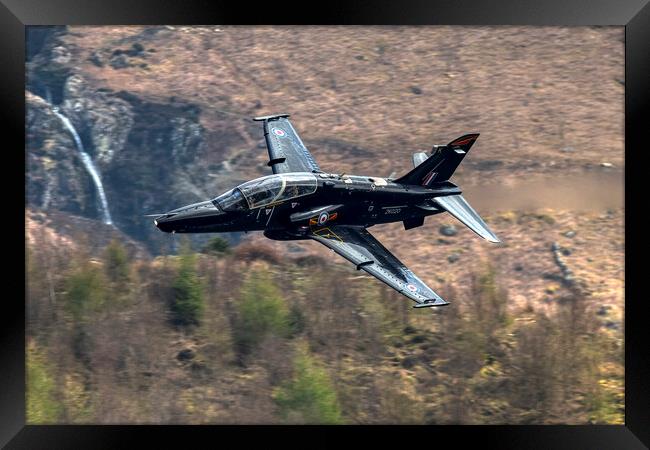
<box><xmin>26</xmin><ymin>237</ymin><xmax>623</xmax><ymax>424</ymax></box>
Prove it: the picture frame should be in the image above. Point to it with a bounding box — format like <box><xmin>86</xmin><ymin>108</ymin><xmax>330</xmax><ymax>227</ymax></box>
<box><xmin>4</xmin><ymin>0</ymin><xmax>648</xmax><ymax>447</ymax></box>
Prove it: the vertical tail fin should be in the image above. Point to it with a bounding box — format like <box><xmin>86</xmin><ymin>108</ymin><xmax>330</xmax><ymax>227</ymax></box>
<box><xmin>394</xmin><ymin>134</ymin><xmax>480</xmax><ymax>186</ymax></box>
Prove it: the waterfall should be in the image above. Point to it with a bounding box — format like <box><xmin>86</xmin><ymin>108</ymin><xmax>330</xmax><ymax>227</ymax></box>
<box><xmin>41</xmin><ymin>176</ymin><xmax>52</xmax><ymax>210</ymax></box>
<box><xmin>51</xmin><ymin>107</ymin><xmax>113</xmax><ymax>225</ymax></box>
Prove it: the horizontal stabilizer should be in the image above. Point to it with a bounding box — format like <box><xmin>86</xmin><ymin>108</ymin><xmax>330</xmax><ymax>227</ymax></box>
<box><xmin>412</xmin><ymin>152</ymin><xmax>429</xmax><ymax>168</ymax></box>
<box><xmin>433</xmin><ymin>194</ymin><xmax>500</xmax><ymax>243</ymax></box>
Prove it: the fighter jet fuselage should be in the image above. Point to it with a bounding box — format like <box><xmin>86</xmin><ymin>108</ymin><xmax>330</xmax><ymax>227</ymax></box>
<box><xmin>154</xmin><ymin>173</ymin><xmax>459</xmax><ymax>236</ymax></box>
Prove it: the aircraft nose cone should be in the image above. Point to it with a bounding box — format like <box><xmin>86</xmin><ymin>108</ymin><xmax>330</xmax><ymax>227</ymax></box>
<box><xmin>153</xmin><ymin>200</ymin><xmax>224</xmax><ymax>234</ymax></box>
<box><xmin>154</xmin><ymin>213</ymin><xmax>178</xmax><ymax>233</ymax></box>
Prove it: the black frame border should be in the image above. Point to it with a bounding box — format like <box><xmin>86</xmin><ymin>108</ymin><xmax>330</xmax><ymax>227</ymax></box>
<box><xmin>3</xmin><ymin>0</ymin><xmax>648</xmax><ymax>448</ymax></box>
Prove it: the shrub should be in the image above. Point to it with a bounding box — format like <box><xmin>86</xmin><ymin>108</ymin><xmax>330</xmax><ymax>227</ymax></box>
<box><xmin>103</xmin><ymin>239</ymin><xmax>130</xmax><ymax>285</ymax></box>
<box><xmin>61</xmin><ymin>372</ymin><xmax>93</xmax><ymax>423</ymax></box>
<box><xmin>170</xmin><ymin>249</ymin><xmax>204</xmax><ymax>327</ymax></box>
<box><xmin>273</xmin><ymin>345</ymin><xmax>343</xmax><ymax>424</ymax></box>
<box><xmin>287</xmin><ymin>304</ymin><xmax>306</xmax><ymax>337</ymax></box>
<box><xmin>469</xmin><ymin>263</ymin><xmax>509</xmax><ymax>338</ymax></box>
<box><xmin>26</xmin><ymin>341</ymin><xmax>62</xmax><ymax>423</ymax></box>
<box><xmin>232</xmin><ymin>242</ymin><xmax>281</xmax><ymax>265</ymax></box>
<box><xmin>233</xmin><ymin>269</ymin><xmax>290</xmax><ymax>355</ymax></box>
<box><xmin>65</xmin><ymin>263</ymin><xmax>106</xmax><ymax>322</ymax></box>
<box><xmin>202</xmin><ymin>236</ymin><xmax>230</xmax><ymax>255</ymax></box>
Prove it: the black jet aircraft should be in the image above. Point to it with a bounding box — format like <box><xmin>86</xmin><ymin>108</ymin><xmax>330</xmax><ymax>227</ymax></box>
<box><xmin>153</xmin><ymin>114</ymin><xmax>500</xmax><ymax>308</ymax></box>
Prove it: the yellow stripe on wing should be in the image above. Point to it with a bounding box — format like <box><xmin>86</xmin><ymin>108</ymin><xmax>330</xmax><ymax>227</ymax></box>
<box><xmin>313</xmin><ymin>227</ymin><xmax>343</xmax><ymax>242</ymax></box>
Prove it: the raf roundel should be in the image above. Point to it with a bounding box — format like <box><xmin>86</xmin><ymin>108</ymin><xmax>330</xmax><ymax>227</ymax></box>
<box><xmin>272</xmin><ymin>128</ymin><xmax>286</xmax><ymax>137</ymax></box>
<box><xmin>406</xmin><ymin>284</ymin><xmax>418</xmax><ymax>292</ymax></box>
<box><xmin>318</xmin><ymin>211</ymin><xmax>329</xmax><ymax>225</ymax></box>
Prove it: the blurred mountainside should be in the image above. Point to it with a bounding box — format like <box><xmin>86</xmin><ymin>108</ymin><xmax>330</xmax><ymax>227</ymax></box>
<box><xmin>26</xmin><ymin>26</ymin><xmax>623</xmax><ymax>246</ymax></box>
<box><xmin>25</xmin><ymin>26</ymin><xmax>625</xmax><ymax>425</ymax></box>
<box><xmin>26</xmin><ymin>25</ymin><xmax>624</xmax><ymax>312</ymax></box>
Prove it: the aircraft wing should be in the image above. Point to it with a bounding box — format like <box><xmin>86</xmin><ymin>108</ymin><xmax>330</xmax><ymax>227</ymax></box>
<box><xmin>309</xmin><ymin>225</ymin><xmax>449</xmax><ymax>307</ymax></box>
<box><xmin>253</xmin><ymin>114</ymin><xmax>321</xmax><ymax>174</ymax></box>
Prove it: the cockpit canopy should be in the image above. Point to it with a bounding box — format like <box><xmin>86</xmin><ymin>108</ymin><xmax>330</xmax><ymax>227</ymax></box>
<box><xmin>213</xmin><ymin>172</ymin><xmax>318</xmax><ymax>211</ymax></box>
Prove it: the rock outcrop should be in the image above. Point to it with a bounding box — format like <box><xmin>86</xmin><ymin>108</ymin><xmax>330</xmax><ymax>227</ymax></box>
<box><xmin>26</xmin><ymin>28</ymin><xmax>218</xmax><ymax>252</ymax></box>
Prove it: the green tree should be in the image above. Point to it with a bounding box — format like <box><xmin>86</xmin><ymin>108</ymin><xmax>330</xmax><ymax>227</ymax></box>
<box><xmin>103</xmin><ymin>239</ymin><xmax>130</xmax><ymax>285</ymax></box>
<box><xmin>26</xmin><ymin>341</ymin><xmax>62</xmax><ymax>423</ymax></box>
<box><xmin>202</xmin><ymin>236</ymin><xmax>230</xmax><ymax>255</ymax></box>
<box><xmin>273</xmin><ymin>344</ymin><xmax>343</xmax><ymax>424</ymax></box>
<box><xmin>170</xmin><ymin>247</ymin><xmax>204</xmax><ymax>327</ymax></box>
<box><xmin>65</xmin><ymin>263</ymin><xmax>106</xmax><ymax>322</ymax></box>
<box><xmin>287</xmin><ymin>303</ymin><xmax>306</xmax><ymax>337</ymax></box>
<box><xmin>233</xmin><ymin>269</ymin><xmax>290</xmax><ymax>355</ymax></box>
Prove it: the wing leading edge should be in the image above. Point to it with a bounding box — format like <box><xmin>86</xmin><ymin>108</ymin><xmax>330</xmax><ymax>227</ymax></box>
<box><xmin>309</xmin><ymin>225</ymin><xmax>448</xmax><ymax>307</ymax></box>
<box><xmin>254</xmin><ymin>114</ymin><xmax>321</xmax><ymax>174</ymax></box>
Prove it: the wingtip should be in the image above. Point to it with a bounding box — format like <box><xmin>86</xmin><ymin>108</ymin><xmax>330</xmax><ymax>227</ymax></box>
<box><xmin>476</xmin><ymin>230</ymin><xmax>501</xmax><ymax>243</ymax></box>
<box><xmin>252</xmin><ymin>113</ymin><xmax>290</xmax><ymax>122</ymax></box>
<box><xmin>475</xmin><ymin>224</ymin><xmax>501</xmax><ymax>243</ymax></box>
<box><xmin>413</xmin><ymin>298</ymin><xmax>450</xmax><ymax>308</ymax></box>
<box><xmin>487</xmin><ymin>235</ymin><xmax>502</xmax><ymax>244</ymax></box>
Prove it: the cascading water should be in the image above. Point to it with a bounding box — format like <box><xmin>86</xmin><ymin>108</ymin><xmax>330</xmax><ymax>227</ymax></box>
<box><xmin>51</xmin><ymin>107</ymin><xmax>113</xmax><ymax>225</ymax></box>
<box><xmin>45</xmin><ymin>85</ymin><xmax>52</xmax><ymax>105</ymax></box>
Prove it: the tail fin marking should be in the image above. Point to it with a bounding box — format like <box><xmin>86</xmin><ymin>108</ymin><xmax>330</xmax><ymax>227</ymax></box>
<box><xmin>394</xmin><ymin>133</ymin><xmax>479</xmax><ymax>186</ymax></box>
